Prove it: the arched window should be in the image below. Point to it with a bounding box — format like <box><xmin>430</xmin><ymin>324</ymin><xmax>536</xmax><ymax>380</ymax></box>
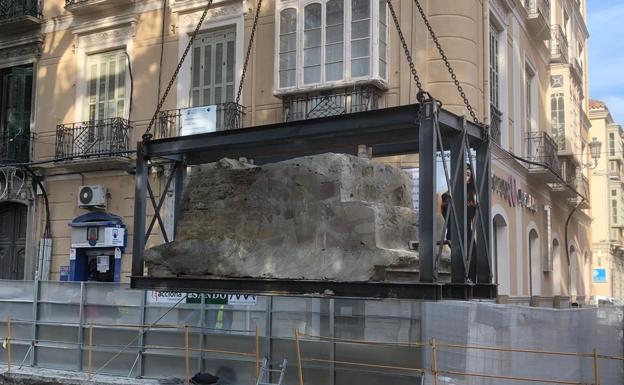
<box><xmin>551</xmin><ymin>93</ymin><xmax>565</xmax><ymax>148</ymax></box>
<box><xmin>279</xmin><ymin>8</ymin><xmax>297</xmax><ymax>88</ymax></box>
<box><xmin>276</xmin><ymin>0</ymin><xmax>387</xmax><ymax>90</ymax></box>
<box><xmin>493</xmin><ymin>214</ymin><xmax>509</xmax><ymax>293</ymax></box>
<box><xmin>326</xmin><ymin>0</ymin><xmax>344</xmax><ymax>81</ymax></box>
<box><xmin>528</xmin><ymin>229</ymin><xmax>540</xmax><ymax>296</ymax></box>
<box><xmin>552</xmin><ymin>239</ymin><xmax>561</xmax><ymax>295</ymax></box>
<box><xmin>304</xmin><ymin>3</ymin><xmax>322</xmax><ymax>84</ymax></box>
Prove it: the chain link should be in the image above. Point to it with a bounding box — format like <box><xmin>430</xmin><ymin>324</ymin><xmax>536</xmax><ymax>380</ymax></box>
<box><xmin>236</xmin><ymin>0</ymin><xmax>263</xmax><ymax>106</ymax></box>
<box><xmin>385</xmin><ymin>0</ymin><xmax>423</xmax><ymax>94</ymax></box>
<box><xmin>412</xmin><ymin>0</ymin><xmax>481</xmax><ymax>126</ymax></box>
<box><xmin>143</xmin><ymin>0</ymin><xmax>215</xmax><ymax>141</ymax></box>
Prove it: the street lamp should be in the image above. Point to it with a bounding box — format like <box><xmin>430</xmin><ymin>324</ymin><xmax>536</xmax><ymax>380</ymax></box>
<box><xmin>588</xmin><ymin>137</ymin><xmax>602</xmax><ymax>168</ymax></box>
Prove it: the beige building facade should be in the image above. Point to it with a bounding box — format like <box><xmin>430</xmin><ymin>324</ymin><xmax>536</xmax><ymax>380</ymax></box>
<box><xmin>0</xmin><ymin>0</ymin><xmax>593</xmax><ymax>305</ymax></box>
<box><xmin>589</xmin><ymin>99</ymin><xmax>624</xmax><ymax>303</ymax></box>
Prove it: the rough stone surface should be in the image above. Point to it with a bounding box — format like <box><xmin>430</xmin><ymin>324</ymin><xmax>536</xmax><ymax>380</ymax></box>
<box><xmin>146</xmin><ymin>153</ymin><xmax>446</xmax><ymax>281</ymax></box>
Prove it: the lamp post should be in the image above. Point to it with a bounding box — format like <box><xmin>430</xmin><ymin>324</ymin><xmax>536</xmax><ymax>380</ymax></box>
<box><xmin>588</xmin><ymin>137</ymin><xmax>602</xmax><ymax>168</ymax></box>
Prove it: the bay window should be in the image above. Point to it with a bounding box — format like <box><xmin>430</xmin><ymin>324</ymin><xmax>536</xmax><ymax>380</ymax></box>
<box><xmin>276</xmin><ymin>0</ymin><xmax>387</xmax><ymax>92</ymax></box>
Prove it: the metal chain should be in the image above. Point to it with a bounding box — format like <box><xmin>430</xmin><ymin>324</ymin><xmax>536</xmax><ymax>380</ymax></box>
<box><xmin>143</xmin><ymin>0</ymin><xmax>215</xmax><ymax>141</ymax></box>
<box><xmin>236</xmin><ymin>0</ymin><xmax>263</xmax><ymax>106</ymax></box>
<box><xmin>385</xmin><ymin>0</ymin><xmax>423</xmax><ymax>94</ymax></box>
<box><xmin>412</xmin><ymin>0</ymin><xmax>480</xmax><ymax>126</ymax></box>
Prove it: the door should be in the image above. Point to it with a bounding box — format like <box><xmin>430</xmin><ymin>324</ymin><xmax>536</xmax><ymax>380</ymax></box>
<box><xmin>1</xmin><ymin>65</ymin><xmax>33</xmax><ymax>162</ymax></box>
<box><xmin>0</xmin><ymin>203</ymin><xmax>27</xmax><ymax>280</ymax></box>
<box><xmin>191</xmin><ymin>29</ymin><xmax>236</xmax><ymax>129</ymax></box>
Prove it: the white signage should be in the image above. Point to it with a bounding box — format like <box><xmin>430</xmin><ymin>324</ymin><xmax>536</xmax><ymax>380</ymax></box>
<box><xmin>180</xmin><ymin>106</ymin><xmax>217</xmax><ymax>136</ymax></box>
<box><xmin>106</xmin><ymin>227</ymin><xmax>125</xmax><ymax>246</ymax></box>
<box><xmin>147</xmin><ymin>291</ymin><xmax>257</xmax><ymax>306</ymax></box>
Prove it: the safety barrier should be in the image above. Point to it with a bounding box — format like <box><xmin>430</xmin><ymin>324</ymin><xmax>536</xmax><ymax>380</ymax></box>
<box><xmin>2</xmin><ymin>316</ymin><xmax>623</xmax><ymax>385</ymax></box>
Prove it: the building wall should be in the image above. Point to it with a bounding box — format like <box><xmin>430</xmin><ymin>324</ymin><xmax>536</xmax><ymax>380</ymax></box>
<box><xmin>0</xmin><ymin>0</ymin><xmax>593</xmax><ymax>306</ymax></box>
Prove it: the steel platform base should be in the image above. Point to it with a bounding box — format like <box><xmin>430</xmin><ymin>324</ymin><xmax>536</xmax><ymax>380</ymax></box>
<box><xmin>131</xmin><ymin>276</ymin><xmax>497</xmax><ymax>301</ymax></box>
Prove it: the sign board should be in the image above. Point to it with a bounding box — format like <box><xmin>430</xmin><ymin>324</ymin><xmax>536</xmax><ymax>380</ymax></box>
<box><xmin>148</xmin><ymin>291</ymin><xmax>257</xmax><ymax>306</ymax></box>
<box><xmin>593</xmin><ymin>268</ymin><xmax>607</xmax><ymax>283</ymax></box>
<box><xmin>71</xmin><ymin>226</ymin><xmax>126</xmax><ymax>248</ymax></box>
<box><xmin>60</xmin><ymin>266</ymin><xmax>69</xmax><ymax>281</ymax></box>
<box><xmin>181</xmin><ymin>106</ymin><xmax>217</xmax><ymax>136</ymax></box>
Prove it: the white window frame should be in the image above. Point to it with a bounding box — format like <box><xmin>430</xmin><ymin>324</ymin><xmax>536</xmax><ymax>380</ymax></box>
<box><xmin>73</xmin><ymin>16</ymin><xmax>136</xmax><ymax>123</ymax></box>
<box><xmin>488</xmin><ymin>6</ymin><xmax>508</xmax><ymax>150</ymax></box>
<box><xmin>84</xmin><ymin>50</ymin><xmax>128</xmax><ymax>121</ymax></box>
<box><xmin>176</xmin><ymin>7</ymin><xmax>245</xmax><ymax>109</ymax></box>
<box><xmin>275</xmin><ymin>0</ymin><xmax>388</xmax><ymax>94</ymax></box>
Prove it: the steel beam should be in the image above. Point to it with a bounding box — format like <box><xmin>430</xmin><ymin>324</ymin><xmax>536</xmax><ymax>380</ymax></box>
<box><xmin>132</xmin><ymin>143</ymin><xmax>147</xmax><ymax>277</ymax></box>
<box><xmin>449</xmin><ymin>132</ymin><xmax>467</xmax><ymax>283</ymax></box>
<box><xmin>418</xmin><ymin>100</ymin><xmax>438</xmax><ymax>282</ymax></box>
<box><xmin>476</xmin><ymin>139</ymin><xmax>492</xmax><ymax>284</ymax></box>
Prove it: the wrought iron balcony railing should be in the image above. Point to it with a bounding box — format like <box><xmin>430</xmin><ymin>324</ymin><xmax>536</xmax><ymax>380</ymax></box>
<box><xmin>490</xmin><ymin>104</ymin><xmax>502</xmax><ymax>145</ymax></box>
<box><xmin>525</xmin><ymin>131</ymin><xmax>560</xmax><ymax>175</ymax></box>
<box><xmin>0</xmin><ymin>132</ymin><xmax>33</xmax><ymax>163</ymax></box>
<box><xmin>0</xmin><ymin>0</ymin><xmax>41</xmax><ymax>21</ymax></box>
<box><xmin>155</xmin><ymin>102</ymin><xmax>245</xmax><ymax>140</ymax></box>
<box><xmin>55</xmin><ymin>118</ymin><xmax>132</xmax><ymax>160</ymax></box>
<box><xmin>550</xmin><ymin>25</ymin><xmax>569</xmax><ymax>63</ymax></box>
<box><xmin>282</xmin><ymin>87</ymin><xmax>382</xmax><ymax>122</ymax></box>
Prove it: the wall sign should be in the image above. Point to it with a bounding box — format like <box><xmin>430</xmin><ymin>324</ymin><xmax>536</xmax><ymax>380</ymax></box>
<box><xmin>491</xmin><ymin>174</ymin><xmax>537</xmax><ymax>213</ymax></box>
<box><xmin>593</xmin><ymin>268</ymin><xmax>607</xmax><ymax>283</ymax></box>
<box><xmin>180</xmin><ymin>106</ymin><xmax>217</xmax><ymax>135</ymax></box>
<box><xmin>148</xmin><ymin>291</ymin><xmax>257</xmax><ymax>306</ymax></box>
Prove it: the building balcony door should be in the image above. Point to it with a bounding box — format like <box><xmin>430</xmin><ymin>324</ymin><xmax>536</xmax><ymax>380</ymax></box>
<box><xmin>1</xmin><ymin>65</ymin><xmax>33</xmax><ymax>163</ymax></box>
<box><xmin>0</xmin><ymin>202</ymin><xmax>27</xmax><ymax>279</ymax></box>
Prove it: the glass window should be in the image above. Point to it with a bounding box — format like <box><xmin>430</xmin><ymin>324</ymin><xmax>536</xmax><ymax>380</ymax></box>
<box><xmin>86</xmin><ymin>50</ymin><xmax>127</xmax><ymax>121</ymax></box>
<box><xmin>610</xmin><ymin>133</ymin><xmax>615</xmax><ymax>156</ymax></box>
<box><xmin>191</xmin><ymin>30</ymin><xmax>236</xmax><ymax>107</ymax></box>
<box><xmin>489</xmin><ymin>24</ymin><xmax>500</xmax><ymax>109</ymax></box>
<box><xmin>279</xmin><ymin>8</ymin><xmax>297</xmax><ymax>88</ymax></box>
<box><xmin>351</xmin><ymin>0</ymin><xmax>371</xmax><ymax>77</ymax></box>
<box><xmin>304</xmin><ymin>3</ymin><xmax>322</xmax><ymax>84</ymax></box>
<box><xmin>378</xmin><ymin>0</ymin><xmax>387</xmax><ymax>80</ymax></box>
<box><xmin>525</xmin><ymin>70</ymin><xmax>533</xmax><ymax>133</ymax></box>
<box><xmin>325</xmin><ymin>0</ymin><xmax>344</xmax><ymax>82</ymax></box>
<box><xmin>551</xmin><ymin>93</ymin><xmax>565</xmax><ymax>148</ymax></box>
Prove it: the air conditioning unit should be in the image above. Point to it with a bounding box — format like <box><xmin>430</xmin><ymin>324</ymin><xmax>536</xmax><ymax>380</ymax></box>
<box><xmin>78</xmin><ymin>185</ymin><xmax>107</xmax><ymax>209</ymax></box>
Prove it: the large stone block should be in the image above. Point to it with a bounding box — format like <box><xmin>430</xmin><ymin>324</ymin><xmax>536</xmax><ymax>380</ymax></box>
<box><xmin>145</xmin><ymin>153</ymin><xmax>445</xmax><ymax>281</ymax></box>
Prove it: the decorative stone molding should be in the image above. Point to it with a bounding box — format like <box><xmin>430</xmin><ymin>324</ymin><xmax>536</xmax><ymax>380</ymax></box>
<box><xmin>71</xmin><ymin>14</ymin><xmax>137</xmax><ymax>49</ymax></box>
<box><xmin>178</xmin><ymin>3</ymin><xmax>244</xmax><ymax>29</ymax></box>
<box><xmin>77</xmin><ymin>25</ymin><xmax>135</xmax><ymax>49</ymax></box>
<box><xmin>0</xmin><ymin>42</ymin><xmax>42</xmax><ymax>62</ymax></box>
<box><xmin>0</xmin><ymin>167</ymin><xmax>33</xmax><ymax>202</ymax></box>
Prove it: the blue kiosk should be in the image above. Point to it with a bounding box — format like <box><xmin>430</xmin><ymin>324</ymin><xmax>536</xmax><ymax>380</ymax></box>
<box><xmin>69</xmin><ymin>212</ymin><xmax>127</xmax><ymax>282</ymax></box>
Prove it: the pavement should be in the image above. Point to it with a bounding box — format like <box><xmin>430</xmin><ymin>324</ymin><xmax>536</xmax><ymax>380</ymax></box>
<box><xmin>0</xmin><ymin>365</ymin><xmax>178</xmax><ymax>385</ymax></box>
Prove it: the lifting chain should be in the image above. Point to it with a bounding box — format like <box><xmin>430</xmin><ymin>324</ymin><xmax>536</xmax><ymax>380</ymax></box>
<box><xmin>385</xmin><ymin>0</ymin><xmax>423</xmax><ymax>95</ymax></box>
<box><xmin>411</xmin><ymin>0</ymin><xmax>481</xmax><ymax>126</ymax></box>
<box><xmin>143</xmin><ymin>0</ymin><xmax>215</xmax><ymax>141</ymax></box>
<box><xmin>236</xmin><ymin>0</ymin><xmax>263</xmax><ymax>105</ymax></box>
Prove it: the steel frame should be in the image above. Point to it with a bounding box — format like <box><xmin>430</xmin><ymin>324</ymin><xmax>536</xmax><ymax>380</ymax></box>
<box><xmin>131</xmin><ymin>99</ymin><xmax>495</xmax><ymax>300</ymax></box>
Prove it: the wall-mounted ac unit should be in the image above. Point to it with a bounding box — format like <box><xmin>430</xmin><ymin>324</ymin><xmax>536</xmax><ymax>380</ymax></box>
<box><xmin>78</xmin><ymin>185</ymin><xmax>107</xmax><ymax>209</ymax></box>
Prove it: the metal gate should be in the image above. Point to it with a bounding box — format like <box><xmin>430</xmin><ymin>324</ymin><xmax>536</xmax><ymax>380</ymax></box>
<box><xmin>0</xmin><ymin>202</ymin><xmax>26</xmax><ymax>279</ymax></box>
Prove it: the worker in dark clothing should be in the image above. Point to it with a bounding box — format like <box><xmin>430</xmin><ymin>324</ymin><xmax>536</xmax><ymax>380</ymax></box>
<box><xmin>441</xmin><ymin>164</ymin><xmax>478</xmax><ymax>282</ymax></box>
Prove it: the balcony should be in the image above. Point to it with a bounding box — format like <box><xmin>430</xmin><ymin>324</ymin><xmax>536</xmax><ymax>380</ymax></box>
<box><xmin>55</xmin><ymin>118</ymin><xmax>132</xmax><ymax>171</ymax></box>
<box><xmin>550</xmin><ymin>25</ymin><xmax>569</xmax><ymax>64</ymax></box>
<box><xmin>282</xmin><ymin>87</ymin><xmax>383</xmax><ymax>122</ymax></box>
<box><xmin>0</xmin><ymin>132</ymin><xmax>33</xmax><ymax>163</ymax></box>
<box><xmin>65</xmin><ymin>0</ymin><xmax>134</xmax><ymax>14</ymax></box>
<box><xmin>550</xmin><ymin>159</ymin><xmax>577</xmax><ymax>199</ymax></box>
<box><xmin>155</xmin><ymin>102</ymin><xmax>245</xmax><ymax>140</ymax></box>
<box><xmin>0</xmin><ymin>0</ymin><xmax>42</xmax><ymax>33</ymax></box>
<box><xmin>525</xmin><ymin>131</ymin><xmax>561</xmax><ymax>182</ymax></box>
<box><xmin>524</xmin><ymin>0</ymin><xmax>551</xmax><ymax>40</ymax></box>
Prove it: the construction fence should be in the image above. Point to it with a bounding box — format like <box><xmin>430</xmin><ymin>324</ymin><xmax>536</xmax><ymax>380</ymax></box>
<box><xmin>0</xmin><ymin>280</ymin><xmax>622</xmax><ymax>385</ymax></box>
